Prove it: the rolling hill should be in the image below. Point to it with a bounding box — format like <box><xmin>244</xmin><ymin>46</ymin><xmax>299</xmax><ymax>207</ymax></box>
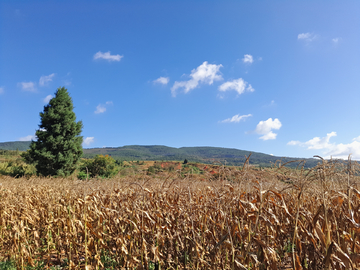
<box><xmin>0</xmin><ymin>141</ymin><xmax>320</xmax><ymax>168</ymax></box>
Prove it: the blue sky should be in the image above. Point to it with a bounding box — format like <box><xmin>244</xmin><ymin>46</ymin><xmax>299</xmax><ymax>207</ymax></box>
<box><xmin>1</xmin><ymin>1</ymin><xmax>360</xmax><ymax>159</ymax></box>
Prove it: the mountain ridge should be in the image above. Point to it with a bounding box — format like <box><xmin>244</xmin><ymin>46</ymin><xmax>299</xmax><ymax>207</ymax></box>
<box><xmin>0</xmin><ymin>141</ymin><xmax>320</xmax><ymax>168</ymax></box>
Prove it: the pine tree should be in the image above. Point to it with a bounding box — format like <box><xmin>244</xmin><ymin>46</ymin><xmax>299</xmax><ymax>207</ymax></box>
<box><xmin>26</xmin><ymin>87</ymin><xmax>83</xmax><ymax>176</ymax></box>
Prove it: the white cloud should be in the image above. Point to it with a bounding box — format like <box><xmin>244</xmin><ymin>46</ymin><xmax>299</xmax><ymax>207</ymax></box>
<box><xmin>43</xmin><ymin>95</ymin><xmax>53</xmax><ymax>103</ymax></box>
<box><xmin>93</xmin><ymin>51</ymin><xmax>123</xmax><ymax>62</ymax></box>
<box><xmin>95</xmin><ymin>101</ymin><xmax>113</xmax><ymax>114</ymax></box>
<box><xmin>255</xmin><ymin>118</ymin><xmax>282</xmax><ymax>140</ymax></box>
<box><xmin>95</xmin><ymin>104</ymin><xmax>106</xmax><ymax>114</ymax></box>
<box><xmin>260</xmin><ymin>131</ymin><xmax>277</xmax><ymax>141</ymax></box>
<box><xmin>218</xmin><ymin>78</ymin><xmax>254</xmax><ymax>95</ymax></box>
<box><xmin>220</xmin><ymin>114</ymin><xmax>252</xmax><ymax>123</ymax></box>
<box><xmin>153</xmin><ymin>77</ymin><xmax>170</xmax><ymax>85</ymax></box>
<box><xmin>287</xmin><ymin>132</ymin><xmax>336</xmax><ymax>150</ymax></box>
<box><xmin>287</xmin><ymin>132</ymin><xmax>360</xmax><ymax>160</ymax></box>
<box><xmin>0</xmin><ymin>87</ymin><xmax>4</xmax><ymax>94</ymax></box>
<box><xmin>171</xmin><ymin>61</ymin><xmax>223</xmax><ymax>96</ymax></box>
<box><xmin>332</xmin><ymin>38</ymin><xmax>341</xmax><ymax>46</ymax></box>
<box><xmin>19</xmin><ymin>135</ymin><xmax>36</xmax><ymax>141</ymax></box>
<box><xmin>39</xmin><ymin>73</ymin><xmax>55</xmax><ymax>86</ymax></box>
<box><xmin>242</xmin><ymin>54</ymin><xmax>253</xmax><ymax>64</ymax></box>
<box><xmin>19</xmin><ymin>82</ymin><xmax>36</xmax><ymax>92</ymax></box>
<box><xmin>83</xmin><ymin>137</ymin><xmax>95</xmax><ymax>146</ymax></box>
<box><xmin>298</xmin><ymin>32</ymin><xmax>317</xmax><ymax>42</ymax></box>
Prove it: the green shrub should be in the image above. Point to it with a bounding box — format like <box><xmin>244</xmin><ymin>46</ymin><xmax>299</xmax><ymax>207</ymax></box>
<box><xmin>79</xmin><ymin>155</ymin><xmax>119</xmax><ymax>179</ymax></box>
<box><xmin>77</xmin><ymin>171</ymin><xmax>88</xmax><ymax>180</ymax></box>
<box><xmin>0</xmin><ymin>161</ymin><xmax>36</xmax><ymax>178</ymax></box>
<box><xmin>10</xmin><ymin>163</ymin><xmax>36</xmax><ymax>178</ymax></box>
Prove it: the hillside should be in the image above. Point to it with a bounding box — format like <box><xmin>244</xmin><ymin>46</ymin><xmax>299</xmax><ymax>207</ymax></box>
<box><xmin>1</xmin><ymin>141</ymin><xmax>320</xmax><ymax>168</ymax></box>
<box><xmin>82</xmin><ymin>145</ymin><xmax>319</xmax><ymax>168</ymax></box>
<box><xmin>0</xmin><ymin>141</ymin><xmax>31</xmax><ymax>151</ymax></box>
<box><xmin>0</xmin><ymin>141</ymin><xmax>319</xmax><ymax>168</ymax></box>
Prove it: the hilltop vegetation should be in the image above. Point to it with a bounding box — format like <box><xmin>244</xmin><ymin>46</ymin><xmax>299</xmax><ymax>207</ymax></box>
<box><xmin>0</xmin><ymin>141</ymin><xmax>31</xmax><ymax>151</ymax></box>
<box><xmin>1</xmin><ymin>141</ymin><xmax>320</xmax><ymax>168</ymax></box>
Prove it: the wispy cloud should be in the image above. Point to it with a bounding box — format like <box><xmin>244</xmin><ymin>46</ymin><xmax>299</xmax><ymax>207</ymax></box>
<box><xmin>297</xmin><ymin>32</ymin><xmax>317</xmax><ymax>42</ymax></box>
<box><xmin>43</xmin><ymin>95</ymin><xmax>53</xmax><ymax>103</ymax></box>
<box><xmin>19</xmin><ymin>134</ymin><xmax>36</xmax><ymax>141</ymax></box>
<box><xmin>218</xmin><ymin>78</ymin><xmax>254</xmax><ymax>95</ymax></box>
<box><xmin>153</xmin><ymin>77</ymin><xmax>170</xmax><ymax>85</ymax></box>
<box><xmin>255</xmin><ymin>118</ymin><xmax>282</xmax><ymax>140</ymax></box>
<box><xmin>95</xmin><ymin>101</ymin><xmax>113</xmax><ymax>114</ymax></box>
<box><xmin>83</xmin><ymin>137</ymin><xmax>95</xmax><ymax>146</ymax></box>
<box><xmin>171</xmin><ymin>61</ymin><xmax>223</xmax><ymax>97</ymax></box>
<box><xmin>39</xmin><ymin>73</ymin><xmax>55</xmax><ymax>86</ymax></box>
<box><xmin>242</xmin><ymin>54</ymin><xmax>253</xmax><ymax>64</ymax></box>
<box><xmin>288</xmin><ymin>132</ymin><xmax>336</xmax><ymax>150</ymax></box>
<box><xmin>332</xmin><ymin>37</ymin><xmax>341</xmax><ymax>46</ymax></box>
<box><xmin>18</xmin><ymin>82</ymin><xmax>36</xmax><ymax>92</ymax></box>
<box><xmin>220</xmin><ymin>114</ymin><xmax>252</xmax><ymax>123</ymax></box>
<box><xmin>95</xmin><ymin>104</ymin><xmax>106</xmax><ymax>114</ymax></box>
<box><xmin>288</xmin><ymin>132</ymin><xmax>360</xmax><ymax>159</ymax></box>
<box><xmin>93</xmin><ymin>51</ymin><xmax>123</xmax><ymax>62</ymax></box>
<box><xmin>0</xmin><ymin>87</ymin><xmax>4</xmax><ymax>94</ymax></box>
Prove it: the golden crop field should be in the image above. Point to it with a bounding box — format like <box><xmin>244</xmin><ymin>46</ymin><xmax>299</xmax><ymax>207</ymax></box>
<box><xmin>0</xmin><ymin>159</ymin><xmax>360</xmax><ymax>269</ymax></box>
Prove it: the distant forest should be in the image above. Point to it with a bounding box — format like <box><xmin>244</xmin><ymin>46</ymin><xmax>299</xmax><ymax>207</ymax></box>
<box><xmin>0</xmin><ymin>141</ymin><xmax>323</xmax><ymax>168</ymax></box>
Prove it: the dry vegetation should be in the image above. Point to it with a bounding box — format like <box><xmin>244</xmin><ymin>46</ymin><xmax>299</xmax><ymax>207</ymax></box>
<box><xmin>1</xmin><ymin>158</ymin><xmax>360</xmax><ymax>269</ymax></box>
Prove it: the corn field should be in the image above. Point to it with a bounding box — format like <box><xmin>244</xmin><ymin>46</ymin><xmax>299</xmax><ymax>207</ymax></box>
<box><xmin>1</xmin><ymin>159</ymin><xmax>360</xmax><ymax>269</ymax></box>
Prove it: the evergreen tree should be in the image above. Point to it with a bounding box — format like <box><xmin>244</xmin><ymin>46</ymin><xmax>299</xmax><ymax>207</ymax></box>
<box><xmin>26</xmin><ymin>87</ymin><xmax>83</xmax><ymax>176</ymax></box>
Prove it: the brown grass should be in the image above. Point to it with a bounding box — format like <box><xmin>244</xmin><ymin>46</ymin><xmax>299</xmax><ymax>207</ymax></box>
<box><xmin>0</xmin><ymin>159</ymin><xmax>360</xmax><ymax>269</ymax></box>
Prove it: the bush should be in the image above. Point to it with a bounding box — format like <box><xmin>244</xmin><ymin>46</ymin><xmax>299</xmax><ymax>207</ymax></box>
<box><xmin>79</xmin><ymin>155</ymin><xmax>119</xmax><ymax>179</ymax></box>
<box><xmin>10</xmin><ymin>163</ymin><xmax>37</xmax><ymax>178</ymax></box>
<box><xmin>0</xmin><ymin>161</ymin><xmax>36</xmax><ymax>178</ymax></box>
<box><xmin>77</xmin><ymin>171</ymin><xmax>88</xmax><ymax>180</ymax></box>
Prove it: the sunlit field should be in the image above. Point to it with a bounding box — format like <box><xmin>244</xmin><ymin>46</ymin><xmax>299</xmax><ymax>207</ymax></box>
<box><xmin>1</xmin><ymin>159</ymin><xmax>360</xmax><ymax>269</ymax></box>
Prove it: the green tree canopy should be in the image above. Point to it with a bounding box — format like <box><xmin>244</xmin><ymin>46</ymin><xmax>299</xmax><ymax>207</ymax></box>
<box><xmin>25</xmin><ymin>87</ymin><xmax>83</xmax><ymax>176</ymax></box>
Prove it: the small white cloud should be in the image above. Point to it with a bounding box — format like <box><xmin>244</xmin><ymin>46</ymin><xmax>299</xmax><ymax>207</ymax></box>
<box><xmin>242</xmin><ymin>54</ymin><xmax>253</xmax><ymax>64</ymax></box>
<box><xmin>288</xmin><ymin>132</ymin><xmax>337</xmax><ymax>150</ymax></box>
<box><xmin>298</xmin><ymin>33</ymin><xmax>317</xmax><ymax>42</ymax></box>
<box><xmin>93</xmin><ymin>51</ymin><xmax>123</xmax><ymax>62</ymax></box>
<box><xmin>171</xmin><ymin>61</ymin><xmax>223</xmax><ymax>96</ymax></box>
<box><xmin>39</xmin><ymin>73</ymin><xmax>55</xmax><ymax>86</ymax></box>
<box><xmin>255</xmin><ymin>118</ymin><xmax>282</xmax><ymax>140</ymax></box>
<box><xmin>95</xmin><ymin>101</ymin><xmax>113</xmax><ymax>114</ymax></box>
<box><xmin>19</xmin><ymin>135</ymin><xmax>36</xmax><ymax>141</ymax></box>
<box><xmin>220</xmin><ymin>114</ymin><xmax>252</xmax><ymax>123</ymax></box>
<box><xmin>83</xmin><ymin>137</ymin><xmax>95</xmax><ymax>146</ymax></box>
<box><xmin>259</xmin><ymin>131</ymin><xmax>277</xmax><ymax>141</ymax></box>
<box><xmin>288</xmin><ymin>132</ymin><xmax>360</xmax><ymax>159</ymax></box>
<box><xmin>287</xmin><ymin>140</ymin><xmax>301</xmax><ymax>146</ymax></box>
<box><xmin>95</xmin><ymin>104</ymin><xmax>106</xmax><ymax>114</ymax></box>
<box><xmin>153</xmin><ymin>77</ymin><xmax>170</xmax><ymax>85</ymax></box>
<box><xmin>218</xmin><ymin>78</ymin><xmax>254</xmax><ymax>95</ymax></box>
<box><xmin>19</xmin><ymin>82</ymin><xmax>36</xmax><ymax>92</ymax></box>
<box><xmin>43</xmin><ymin>95</ymin><xmax>53</xmax><ymax>103</ymax></box>
<box><xmin>332</xmin><ymin>38</ymin><xmax>341</xmax><ymax>46</ymax></box>
<box><xmin>0</xmin><ymin>87</ymin><xmax>4</xmax><ymax>94</ymax></box>
<box><xmin>298</xmin><ymin>32</ymin><xmax>317</xmax><ymax>42</ymax></box>
<box><xmin>246</xmin><ymin>84</ymin><xmax>254</xmax><ymax>92</ymax></box>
